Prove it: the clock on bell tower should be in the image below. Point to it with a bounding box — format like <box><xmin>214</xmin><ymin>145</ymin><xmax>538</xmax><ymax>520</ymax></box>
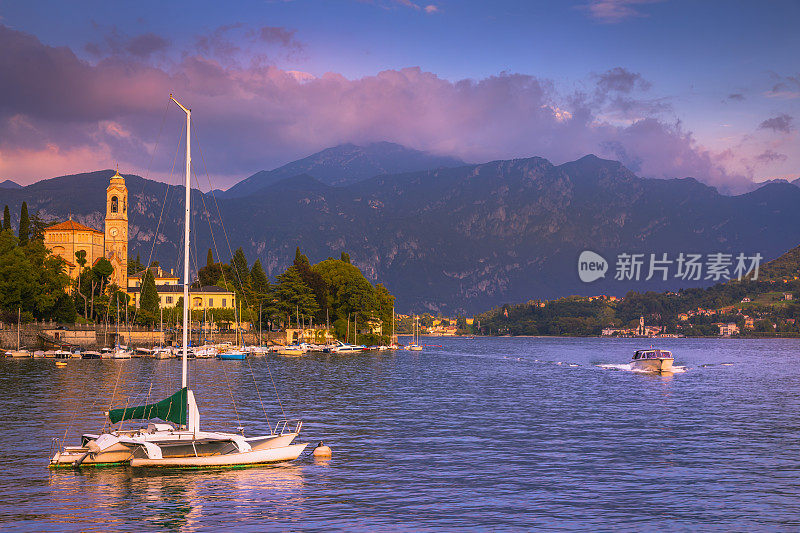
<box><xmin>104</xmin><ymin>170</ymin><xmax>129</xmax><ymax>291</ymax></box>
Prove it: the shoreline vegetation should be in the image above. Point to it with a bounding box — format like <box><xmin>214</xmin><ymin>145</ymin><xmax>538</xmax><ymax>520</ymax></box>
<box><xmin>0</xmin><ymin>203</ymin><xmax>396</xmax><ymax>347</ymax></box>
<box><xmin>469</xmin><ymin>245</ymin><xmax>800</xmax><ymax>339</ymax></box>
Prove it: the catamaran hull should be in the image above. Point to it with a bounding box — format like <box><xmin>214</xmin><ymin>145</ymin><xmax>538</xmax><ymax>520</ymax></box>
<box><xmin>50</xmin><ymin>443</ymin><xmax>134</xmax><ymax>467</ymax></box>
<box><xmin>129</xmin><ymin>442</ymin><xmax>308</xmax><ymax>468</ymax></box>
<box><xmin>50</xmin><ymin>432</ymin><xmax>301</xmax><ymax>467</ymax></box>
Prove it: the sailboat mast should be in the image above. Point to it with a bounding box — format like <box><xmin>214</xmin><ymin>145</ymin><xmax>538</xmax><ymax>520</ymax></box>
<box><xmin>171</xmin><ymin>94</ymin><xmax>191</xmax><ymax>389</ymax></box>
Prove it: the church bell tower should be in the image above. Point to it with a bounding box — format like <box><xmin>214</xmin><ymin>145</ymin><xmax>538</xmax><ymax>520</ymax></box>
<box><xmin>105</xmin><ymin>170</ymin><xmax>129</xmax><ymax>291</ymax></box>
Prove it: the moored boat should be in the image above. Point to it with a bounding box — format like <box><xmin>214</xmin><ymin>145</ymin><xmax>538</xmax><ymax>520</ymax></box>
<box><xmin>217</xmin><ymin>350</ymin><xmax>247</xmax><ymax>360</ymax></box>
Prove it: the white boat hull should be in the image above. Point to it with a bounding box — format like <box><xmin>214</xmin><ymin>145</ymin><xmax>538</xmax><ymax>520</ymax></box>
<box><xmin>130</xmin><ymin>442</ymin><xmax>308</xmax><ymax>468</ymax></box>
<box><xmin>630</xmin><ymin>358</ymin><xmax>673</xmax><ymax>372</ymax></box>
<box><xmin>50</xmin><ymin>431</ymin><xmax>301</xmax><ymax>467</ymax></box>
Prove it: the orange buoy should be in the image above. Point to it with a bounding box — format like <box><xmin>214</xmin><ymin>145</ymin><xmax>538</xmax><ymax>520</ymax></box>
<box><xmin>312</xmin><ymin>441</ymin><xmax>332</xmax><ymax>458</ymax></box>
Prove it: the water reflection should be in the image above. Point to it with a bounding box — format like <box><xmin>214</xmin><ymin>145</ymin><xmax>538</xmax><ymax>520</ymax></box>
<box><xmin>47</xmin><ymin>464</ymin><xmax>305</xmax><ymax>531</ymax></box>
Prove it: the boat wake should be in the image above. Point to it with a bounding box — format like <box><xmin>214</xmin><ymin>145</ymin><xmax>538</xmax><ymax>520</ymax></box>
<box><xmin>597</xmin><ymin>363</ymin><xmax>688</xmax><ymax>374</ymax></box>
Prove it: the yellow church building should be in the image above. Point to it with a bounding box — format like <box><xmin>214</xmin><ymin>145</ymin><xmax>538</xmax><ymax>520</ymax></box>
<box><xmin>43</xmin><ymin>170</ymin><xmax>128</xmax><ymax>290</ymax></box>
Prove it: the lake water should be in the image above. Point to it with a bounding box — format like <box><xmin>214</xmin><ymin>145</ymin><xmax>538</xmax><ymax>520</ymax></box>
<box><xmin>1</xmin><ymin>337</ymin><xmax>800</xmax><ymax>531</ymax></box>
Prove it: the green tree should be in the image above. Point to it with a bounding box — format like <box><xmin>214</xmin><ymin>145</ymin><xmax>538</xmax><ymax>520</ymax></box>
<box><xmin>230</xmin><ymin>247</ymin><xmax>250</xmax><ymax>292</ymax></box>
<box><xmin>373</xmin><ymin>283</ymin><xmax>395</xmax><ymax>336</ymax></box>
<box><xmin>293</xmin><ymin>247</ymin><xmax>328</xmax><ymax>321</ymax></box>
<box><xmin>139</xmin><ymin>267</ymin><xmax>160</xmax><ymax>324</ymax></box>
<box><xmin>18</xmin><ymin>201</ymin><xmax>29</xmax><ymax>245</ymax></box>
<box><xmin>207</xmin><ymin>248</ymin><xmax>214</xmax><ymax>268</ymax></box>
<box><xmin>89</xmin><ymin>257</ymin><xmax>114</xmax><ymax>320</ymax></box>
<box><xmin>30</xmin><ymin>211</ymin><xmax>49</xmax><ymax>241</ymax></box>
<box><xmin>0</xmin><ymin>231</ymin><xmax>70</xmax><ymax>321</ymax></box>
<box><xmin>275</xmin><ymin>266</ymin><xmax>319</xmax><ymax>325</ymax></box>
<box><xmin>2</xmin><ymin>205</ymin><xmax>10</xmax><ymax>231</ymax></box>
<box><xmin>198</xmin><ymin>261</ymin><xmax>228</xmax><ymax>287</ymax></box>
<box><xmin>340</xmin><ymin>252</ymin><xmax>351</xmax><ymax>264</ymax></box>
<box><xmin>250</xmin><ymin>259</ymin><xmax>276</xmax><ymax>333</ymax></box>
<box><xmin>312</xmin><ymin>258</ymin><xmax>377</xmax><ymax>324</ymax></box>
<box><xmin>75</xmin><ymin>250</ymin><xmax>88</xmax><ymax>318</ymax></box>
<box><xmin>52</xmin><ymin>292</ymin><xmax>77</xmax><ymax>323</ymax></box>
<box><xmin>294</xmin><ymin>247</ymin><xmax>309</xmax><ymax>267</ymax></box>
<box><xmin>127</xmin><ymin>253</ymin><xmax>145</xmax><ymax>275</ymax></box>
<box><xmin>251</xmin><ymin>259</ymin><xmax>270</xmax><ymax>294</ymax></box>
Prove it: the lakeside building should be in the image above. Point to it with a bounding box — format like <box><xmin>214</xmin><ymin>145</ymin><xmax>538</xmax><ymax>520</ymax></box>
<box><xmin>128</xmin><ymin>266</ymin><xmax>179</xmax><ymax>288</ymax></box>
<box><xmin>128</xmin><ymin>285</ymin><xmax>236</xmax><ymax>310</ymax></box>
<box><xmin>43</xmin><ymin>170</ymin><xmax>128</xmax><ymax>290</ymax></box>
<box><xmin>715</xmin><ymin>322</ymin><xmax>740</xmax><ymax>336</ymax></box>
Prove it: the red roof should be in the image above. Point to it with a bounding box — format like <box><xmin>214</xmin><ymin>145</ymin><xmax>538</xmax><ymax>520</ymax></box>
<box><xmin>45</xmin><ymin>220</ymin><xmax>102</xmax><ymax>233</ymax></box>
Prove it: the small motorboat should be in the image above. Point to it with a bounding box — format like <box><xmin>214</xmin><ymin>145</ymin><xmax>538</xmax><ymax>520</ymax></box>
<box><xmin>217</xmin><ymin>350</ymin><xmax>247</xmax><ymax>360</ymax></box>
<box><xmin>82</xmin><ymin>351</ymin><xmax>101</xmax><ymax>360</ymax></box>
<box><xmin>630</xmin><ymin>349</ymin><xmax>674</xmax><ymax>372</ymax></box>
<box><xmin>327</xmin><ymin>342</ymin><xmax>366</xmax><ymax>353</ymax></box>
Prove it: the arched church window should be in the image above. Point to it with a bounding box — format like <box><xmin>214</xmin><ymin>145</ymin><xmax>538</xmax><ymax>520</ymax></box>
<box><xmin>111</xmin><ymin>196</ymin><xmax>119</xmax><ymax>214</ymax></box>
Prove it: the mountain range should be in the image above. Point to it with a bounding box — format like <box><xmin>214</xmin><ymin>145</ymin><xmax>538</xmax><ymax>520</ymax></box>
<box><xmin>220</xmin><ymin>142</ymin><xmax>465</xmax><ymax>197</ymax></box>
<box><xmin>1</xmin><ymin>143</ymin><xmax>799</xmax><ymax>314</ymax></box>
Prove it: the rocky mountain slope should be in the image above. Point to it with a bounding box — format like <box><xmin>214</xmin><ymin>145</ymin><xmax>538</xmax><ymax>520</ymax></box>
<box><xmin>2</xmin><ymin>153</ymin><xmax>799</xmax><ymax>314</ymax></box>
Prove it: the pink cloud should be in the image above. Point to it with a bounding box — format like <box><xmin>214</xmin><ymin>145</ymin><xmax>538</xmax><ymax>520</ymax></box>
<box><xmin>579</xmin><ymin>0</ymin><xmax>663</xmax><ymax>24</ymax></box>
<box><xmin>0</xmin><ymin>24</ymin><xmax>755</xmax><ymax>194</ymax></box>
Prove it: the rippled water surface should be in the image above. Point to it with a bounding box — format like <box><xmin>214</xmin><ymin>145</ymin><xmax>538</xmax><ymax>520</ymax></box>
<box><xmin>2</xmin><ymin>337</ymin><xmax>800</xmax><ymax>531</ymax></box>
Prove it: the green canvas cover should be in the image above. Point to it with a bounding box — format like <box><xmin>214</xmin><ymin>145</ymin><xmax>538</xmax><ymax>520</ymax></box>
<box><xmin>108</xmin><ymin>387</ymin><xmax>187</xmax><ymax>426</ymax></box>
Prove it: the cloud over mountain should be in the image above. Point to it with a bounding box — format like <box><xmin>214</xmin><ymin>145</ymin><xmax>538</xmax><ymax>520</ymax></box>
<box><xmin>0</xmin><ymin>23</ymin><xmax>753</xmax><ymax>192</ymax></box>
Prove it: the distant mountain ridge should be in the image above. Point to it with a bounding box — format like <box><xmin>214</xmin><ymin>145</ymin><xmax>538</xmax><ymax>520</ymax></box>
<box><xmin>0</xmin><ymin>179</ymin><xmax>21</xmax><ymax>189</ymax></box>
<box><xmin>220</xmin><ymin>141</ymin><xmax>465</xmax><ymax>197</ymax></box>
<box><xmin>3</xmin><ymin>151</ymin><xmax>800</xmax><ymax>314</ymax></box>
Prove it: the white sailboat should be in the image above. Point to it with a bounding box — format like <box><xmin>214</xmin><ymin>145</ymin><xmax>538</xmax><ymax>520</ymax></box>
<box><xmin>50</xmin><ymin>95</ymin><xmax>307</xmax><ymax>468</ymax></box>
<box><xmin>6</xmin><ymin>308</ymin><xmax>31</xmax><ymax>358</ymax></box>
<box><xmin>406</xmin><ymin>315</ymin><xmax>423</xmax><ymax>351</ymax></box>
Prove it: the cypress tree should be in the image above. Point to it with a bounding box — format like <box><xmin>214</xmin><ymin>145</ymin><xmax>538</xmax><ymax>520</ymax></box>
<box><xmin>18</xmin><ymin>202</ymin><xmax>29</xmax><ymax>245</ymax></box>
<box><xmin>230</xmin><ymin>247</ymin><xmax>250</xmax><ymax>291</ymax></box>
<box><xmin>207</xmin><ymin>248</ymin><xmax>214</xmax><ymax>268</ymax></box>
<box><xmin>3</xmin><ymin>205</ymin><xmax>10</xmax><ymax>231</ymax></box>
<box><xmin>139</xmin><ymin>268</ymin><xmax>160</xmax><ymax>319</ymax></box>
<box><xmin>251</xmin><ymin>259</ymin><xmax>270</xmax><ymax>294</ymax></box>
<box><xmin>294</xmin><ymin>246</ymin><xmax>309</xmax><ymax>267</ymax></box>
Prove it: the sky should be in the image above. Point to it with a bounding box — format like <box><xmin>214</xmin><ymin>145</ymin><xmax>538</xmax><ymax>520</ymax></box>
<box><xmin>0</xmin><ymin>0</ymin><xmax>798</xmax><ymax>193</ymax></box>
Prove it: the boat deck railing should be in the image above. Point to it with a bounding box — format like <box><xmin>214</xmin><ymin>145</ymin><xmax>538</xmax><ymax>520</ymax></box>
<box><xmin>274</xmin><ymin>419</ymin><xmax>302</xmax><ymax>435</ymax></box>
<box><xmin>50</xmin><ymin>437</ymin><xmax>62</xmax><ymax>459</ymax></box>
